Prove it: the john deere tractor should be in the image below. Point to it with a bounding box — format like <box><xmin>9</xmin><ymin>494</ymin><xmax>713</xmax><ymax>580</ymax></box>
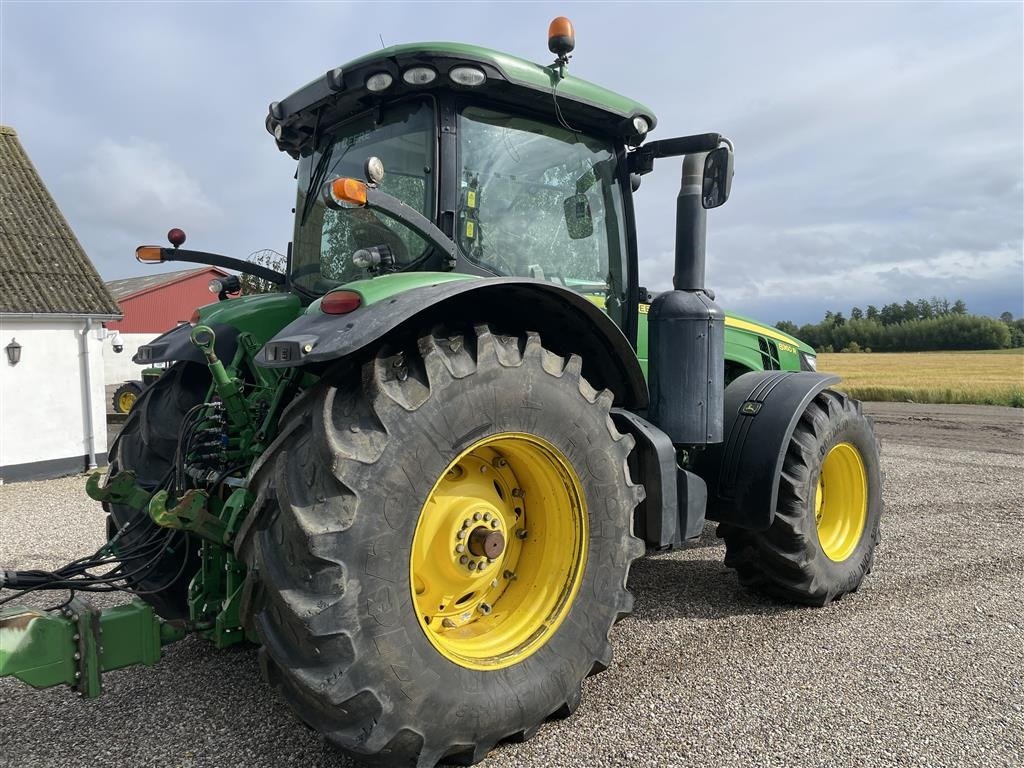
<box><xmin>0</xmin><ymin>20</ymin><xmax>882</xmax><ymax>767</ymax></box>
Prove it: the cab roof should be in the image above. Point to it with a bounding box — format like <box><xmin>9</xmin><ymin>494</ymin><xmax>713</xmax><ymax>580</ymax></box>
<box><xmin>267</xmin><ymin>42</ymin><xmax>658</xmax><ymax>157</ymax></box>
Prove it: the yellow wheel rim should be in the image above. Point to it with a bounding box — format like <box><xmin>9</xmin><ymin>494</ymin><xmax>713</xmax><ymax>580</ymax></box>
<box><xmin>118</xmin><ymin>390</ymin><xmax>137</xmax><ymax>413</ymax></box>
<box><xmin>815</xmin><ymin>442</ymin><xmax>868</xmax><ymax>562</ymax></box>
<box><xmin>410</xmin><ymin>432</ymin><xmax>587</xmax><ymax>670</ymax></box>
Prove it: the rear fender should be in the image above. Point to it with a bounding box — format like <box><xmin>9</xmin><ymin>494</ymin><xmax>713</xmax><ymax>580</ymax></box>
<box><xmin>258</xmin><ymin>278</ymin><xmax>649</xmax><ymax>410</ymax></box>
<box><xmin>697</xmin><ymin>371</ymin><xmax>840</xmax><ymax>530</ymax></box>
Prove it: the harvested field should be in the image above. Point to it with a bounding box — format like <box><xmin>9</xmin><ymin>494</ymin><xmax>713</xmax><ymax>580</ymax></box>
<box><xmin>818</xmin><ymin>349</ymin><xmax>1024</xmax><ymax>406</ymax></box>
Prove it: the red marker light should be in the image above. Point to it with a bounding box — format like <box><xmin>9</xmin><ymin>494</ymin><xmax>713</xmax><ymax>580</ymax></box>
<box><xmin>321</xmin><ymin>290</ymin><xmax>362</xmax><ymax>315</ymax></box>
<box><xmin>167</xmin><ymin>228</ymin><xmax>187</xmax><ymax>248</ymax></box>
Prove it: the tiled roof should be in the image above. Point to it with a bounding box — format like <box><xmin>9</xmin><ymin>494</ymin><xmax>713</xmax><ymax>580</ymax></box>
<box><xmin>106</xmin><ymin>267</ymin><xmax>228</xmax><ymax>301</ymax></box>
<box><xmin>0</xmin><ymin>125</ymin><xmax>121</xmax><ymax>316</ymax></box>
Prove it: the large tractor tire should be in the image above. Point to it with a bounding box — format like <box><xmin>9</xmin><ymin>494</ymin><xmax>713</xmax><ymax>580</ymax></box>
<box><xmin>104</xmin><ymin>362</ymin><xmax>208</xmax><ymax>619</ymax></box>
<box><xmin>237</xmin><ymin>325</ymin><xmax>644</xmax><ymax>766</ymax></box>
<box><xmin>719</xmin><ymin>389</ymin><xmax>882</xmax><ymax>605</ymax></box>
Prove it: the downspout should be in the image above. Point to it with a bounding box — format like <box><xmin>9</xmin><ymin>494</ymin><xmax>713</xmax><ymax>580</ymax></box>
<box><xmin>80</xmin><ymin>318</ymin><xmax>97</xmax><ymax>470</ymax></box>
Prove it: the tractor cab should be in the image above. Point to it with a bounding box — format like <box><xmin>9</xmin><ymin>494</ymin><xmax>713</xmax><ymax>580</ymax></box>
<box><xmin>271</xmin><ymin>32</ymin><xmax>659</xmax><ymax>334</ymax></box>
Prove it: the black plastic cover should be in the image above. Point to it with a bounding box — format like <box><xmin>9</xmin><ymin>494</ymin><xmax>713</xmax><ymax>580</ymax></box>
<box><xmin>258</xmin><ymin>278</ymin><xmax>649</xmax><ymax>410</ymax></box>
<box><xmin>647</xmin><ymin>289</ymin><xmax>725</xmax><ymax>445</ymax></box>
<box><xmin>611</xmin><ymin>408</ymin><xmax>708</xmax><ymax>548</ymax></box>
<box><xmin>698</xmin><ymin>370</ymin><xmax>840</xmax><ymax>531</ymax></box>
<box><xmin>134</xmin><ymin>323</ymin><xmax>240</xmax><ymax>366</ymax></box>
<box><xmin>611</xmin><ymin>408</ymin><xmax>679</xmax><ymax>547</ymax></box>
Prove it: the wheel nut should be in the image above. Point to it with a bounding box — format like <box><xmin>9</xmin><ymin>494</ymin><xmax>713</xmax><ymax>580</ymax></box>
<box><xmin>512</xmin><ymin>488</ymin><xmax>525</xmax><ymax>498</ymax></box>
<box><xmin>490</xmin><ymin>519</ymin><xmax>500</xmax><ymax>529</ymax></box>
<box><xmin>473</xmin><ymin>512</ymin><xmax>482</xmax><ymax>521</ymax></box>
<box><xmin>457</xmin><ymin>529</ymin><xmax>467</xmax><ymax>539</ymax></box>
<box><xmin>456</xmin><ymin>544</ymin><xmax>465</xmax><ymax>553</ymax></box>
<box><xmin>468</xmin><ymin>561</ymin><xmax>477</xmax><ymax>571</ymax></box>
<box><xmin>479</xmin><ymin>602</ymin><xmax>492</xmax><ymax>615</ymax></box>
<box><xmin>442</xmin><ymin>618</ymin><xmax>457</xmax><ymax>628</ymax></box>
<box><xmin>483</xmin><ymin>512</ymin><xmax>491</xmax><ymax>521</ymax></box>
<box><xmin>460</xmin><ymin>556</ymin><xmax>468</xmax><ymax>565</ymax></box>
<box><xmin>516</xmin><ymin>528</ymin><xmax>528</xmax><ymax>539</ymax></box>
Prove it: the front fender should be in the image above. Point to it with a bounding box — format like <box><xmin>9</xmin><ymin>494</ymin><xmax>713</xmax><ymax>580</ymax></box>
<box><xmin>258</xmin><ymin>277</ymin><xmax>649</xmax><ymax>410</ymax></box>
<box><xmin>134</xmin><ymin>322</ymin><xmax>240</xmax><ymax>365</ymax></box>
<box><xmin>697</xmin><ymin>370</ymin><xmax>840</xmax><ymax>530</ymax></box>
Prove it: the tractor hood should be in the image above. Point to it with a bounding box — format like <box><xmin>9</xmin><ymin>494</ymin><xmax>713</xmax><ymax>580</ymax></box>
<box><xmin>724</xmin><ymin>313</ymin><xmax>815</xmax><ymax>357</ymax></box>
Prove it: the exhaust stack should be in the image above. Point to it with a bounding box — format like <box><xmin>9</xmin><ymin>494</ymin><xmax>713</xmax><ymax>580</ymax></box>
<box><xmin>647</xmin><ymin>151</ymin><xmax>725</xmax><ymax>446</ymax></box>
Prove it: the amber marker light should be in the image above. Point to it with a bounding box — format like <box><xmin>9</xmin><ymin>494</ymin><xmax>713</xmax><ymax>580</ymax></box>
<box><xmin>136</xmin><ymin>246</ymin><xmax>165</xmax><ymax>263</ymax></box>
<box><xmin>325</xmin><ymin>177</ymin><xmax>368</xmax><ymax>209</ymax></box>
<box><xmin>548</xmin><ymin>16</ymin><xmax>575</xmax><ymax>57</ymax></box>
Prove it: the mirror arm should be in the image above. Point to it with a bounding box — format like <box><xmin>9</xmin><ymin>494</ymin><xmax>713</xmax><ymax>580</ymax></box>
<box><xmin>362</xmin><ymin>187</ymin><xmax>459</xmax><ymax>269</ymax></box>
<box><xmin>628</xmin><ymin>132</ymin><xmax>722</xmax><ymax>175</ymax></box>
<box><xmin>157</xmin><ymin>248</ymin><xmax>287</xmax><ymax>285</ymax></box>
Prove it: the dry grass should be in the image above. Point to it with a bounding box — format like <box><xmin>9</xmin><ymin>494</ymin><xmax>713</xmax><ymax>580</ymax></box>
<box><xmin>817</xmin><ymin>350</ymin><xmax>1024</xmax><ymax>407</ymax></box>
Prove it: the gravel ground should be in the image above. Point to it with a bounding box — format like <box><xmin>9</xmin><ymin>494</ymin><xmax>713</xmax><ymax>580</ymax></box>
<box><xmin>1</xmin><ymin>403</ymin><xmax>1022</xmax><ymax>767</ymax></box>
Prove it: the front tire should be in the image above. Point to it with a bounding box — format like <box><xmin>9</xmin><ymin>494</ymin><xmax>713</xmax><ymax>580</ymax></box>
<box><xmin>237</xmin><ymin>326</ymin><xmax>644</xmax><ymax>766</ymax></box>
<box><xmin>104</xmin><ymin>362</ymin><xmax>207</xmax><ymax>618</ymax></box>
<box><xmin>720</xmin><ymin>389</ymin><xmax>882</xmax><ymax>605</ymax></box>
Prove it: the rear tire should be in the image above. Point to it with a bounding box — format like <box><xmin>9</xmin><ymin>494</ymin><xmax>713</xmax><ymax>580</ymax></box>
<box><xmin>104</xmin><ymin>362</ymin><xmax>207</xmax><ymax>619</ymax></box>
<box><xmin>236</xmin><ymin>326</ymin><xmax>644</xmax><ymax>766</ymax></box>
<box><xmin>719</xmin><ymin>389</ymin><xmax>882</xmax><ymax>605</ymax></box>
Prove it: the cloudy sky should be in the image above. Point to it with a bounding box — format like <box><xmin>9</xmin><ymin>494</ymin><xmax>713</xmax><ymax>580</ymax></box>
<box><xmin>2</xmin><ymin>1</ymin><xmax>1021</xmax><ymax>324</ymax></box>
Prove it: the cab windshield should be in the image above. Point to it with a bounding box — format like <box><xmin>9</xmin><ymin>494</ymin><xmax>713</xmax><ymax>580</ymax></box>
<box><xmin>291</xmin><ymin>99</ymin><xmax>435</xmax><ymax>294</ymax></box>
<box><xmin>457</xmin><ymin>105</ymin><xmax>628</xmax><ymax>321</ymax></box>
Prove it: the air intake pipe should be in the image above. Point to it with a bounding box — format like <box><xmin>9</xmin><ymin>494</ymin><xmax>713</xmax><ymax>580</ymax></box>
<box><xmin>647</xmin><ymin>152</ymin><xmax>726</xmax><ymax>446</ymax></box>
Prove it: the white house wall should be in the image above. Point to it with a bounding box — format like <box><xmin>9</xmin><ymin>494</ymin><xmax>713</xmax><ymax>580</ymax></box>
<box><xmin>0</xmin><ymin>317</ymin><xmax>108</xmax><ymax>481</ymax></box>
<box><xmin>102</xmin><ymin>332</ymin><xmax>159</xmax><ymax>385</ymax></box>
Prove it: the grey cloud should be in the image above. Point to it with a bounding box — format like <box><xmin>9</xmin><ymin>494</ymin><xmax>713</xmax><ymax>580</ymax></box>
<box><xmin>1</xmin><ymin>2</ymin><xmax>1020</xmax><ymax>325</ymax></box>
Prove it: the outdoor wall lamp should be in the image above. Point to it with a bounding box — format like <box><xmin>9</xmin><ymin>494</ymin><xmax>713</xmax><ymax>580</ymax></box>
<box><xmin>6</xmin><ymin>338</ymin><xmax>22</xmax><ymax>365</ymax></box>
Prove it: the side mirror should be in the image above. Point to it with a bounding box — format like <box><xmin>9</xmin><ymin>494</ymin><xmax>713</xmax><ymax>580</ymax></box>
<box><xmin>563</xmin><ymin>193</ymin><xmax>594</xmax><ymax>239</ymax></box>
<box><xmin>702</xmin><ymin>146</ymin><xmax>734</xmax><ymax>209</ymax></box>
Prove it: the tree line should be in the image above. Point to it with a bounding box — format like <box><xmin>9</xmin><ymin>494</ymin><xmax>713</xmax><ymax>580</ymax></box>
<box><xmin>776</xmin><ymin>298</ymin><xmax>1024</xmax><ymax>352</ymax></box>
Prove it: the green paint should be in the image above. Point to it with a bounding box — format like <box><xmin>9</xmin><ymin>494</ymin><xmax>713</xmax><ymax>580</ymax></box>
<box><xmin>0</xmin><ymin>599</ymin><xmax>179</xmax><ymax>698</ymax></box>
<box><xmin>634</xmin><ymin>304</ymin><xmax>811</xmax><ymax>378</ymax></box>
<box><xmin>193</xmin><ymin>292</ymin><xmax>303</xmax><ymax>344</ymax></box>
<box><xmin>335</xmin><ymin>42</ymin><xmax>656</xmax><ymax>128</ymax></box>
<box><xmin>85</xmin><ymin>470</ymin><xmax>152</xmax><ymax>511</ymax></box>
<box><xmin>306</xmin><ymin>271</ymin><xmax>476</xmax><ymax>314</ymax></box>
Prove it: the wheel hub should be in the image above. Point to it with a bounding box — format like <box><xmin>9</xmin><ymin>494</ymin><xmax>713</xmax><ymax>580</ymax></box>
<box><xmin>815</xmin><ymin>442</ymin><xmax>868</xmax><ymax>562</ymax></box>
<box><xmin>468</xmin><ymin>527</ymin><xmax>505</xmax><ymax>559</ymax></box>
<box><xmin>410</xmin><ymin>433</ymin><xmax>587</xmax><ymax>670</ymax></box>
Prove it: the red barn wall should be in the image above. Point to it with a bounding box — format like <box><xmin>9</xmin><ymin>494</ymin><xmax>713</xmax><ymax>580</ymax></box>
<box><xmin>107</xmin><ymin>269</ymin><xmax>223</xmax><ymax>334</ymax></box>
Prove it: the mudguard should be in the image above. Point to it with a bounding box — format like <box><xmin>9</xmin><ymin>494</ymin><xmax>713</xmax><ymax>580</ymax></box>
<box><xmin>258</xmin><ymin>277</ymin><xmax>649</xmax><ymax>410</ymax></box>
<box><xmin>134</xmin><ymin>323</ymin><xmax>240</xmax><ymax>366</ymax></box>
<box><xmin>697</xmin><ymin>370</ymin><xmax>840</xmax><ymax>531</ymax></box>
<box><xmin>612</xmin><ymin>408</ymin><xmax>708</xmax><ymax>549</ymax></box>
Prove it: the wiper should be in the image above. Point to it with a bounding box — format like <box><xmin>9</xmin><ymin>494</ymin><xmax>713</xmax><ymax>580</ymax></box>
<box><xmin>299</xmin><ymin>143</ymin><xmax>335</xmax><ymax>226</ymax></box>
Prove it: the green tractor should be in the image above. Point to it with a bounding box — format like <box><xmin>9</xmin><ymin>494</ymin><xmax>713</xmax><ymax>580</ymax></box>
<box><xmin>111</xmin><ymin>366</ymin><xmax>165</xmax><ymax>414</ymax></box>
<box><xmin>0</xmin><ymin>20</ymin><xmax>882</xmax><ymax>767</ymax></box>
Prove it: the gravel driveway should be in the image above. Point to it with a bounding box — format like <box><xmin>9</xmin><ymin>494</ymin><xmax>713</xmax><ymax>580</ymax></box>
<box><xmin>1</xmin><ymin>403</ymin><xmax>1021</xmax><ymax>767</ymax></box>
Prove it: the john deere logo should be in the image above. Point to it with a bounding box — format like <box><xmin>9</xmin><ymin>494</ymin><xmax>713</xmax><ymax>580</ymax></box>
<box><xmin>741</xmin><ymin>400</ymin><xmax>762</xmax><ymax>415</ymax></box>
